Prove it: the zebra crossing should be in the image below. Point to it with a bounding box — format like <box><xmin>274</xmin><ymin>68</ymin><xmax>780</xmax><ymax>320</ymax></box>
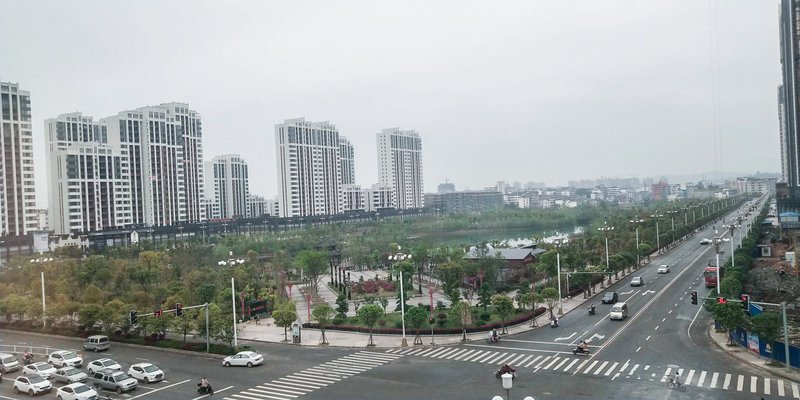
<box><xmin>386</xmin><ymin>346</ymin><xmax>800</xmax><ymax>398</ymax></box>
<box><xmin>223</xmin><ymin>351</ymin><xmax>403</xmax><ymax>400</ymax></box>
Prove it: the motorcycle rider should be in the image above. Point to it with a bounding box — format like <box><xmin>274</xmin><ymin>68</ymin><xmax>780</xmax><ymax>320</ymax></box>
<box><xmin>491</xmin><ymin>328</ymin><xmax>498</xmax><ymax>343</ymax></box>
<box><xmin>198</xmin><ymin>377</ymin><xmax>212</xmax><ymax>393</ymax></box>
<box><xmin>578</xmin><ymin>340</ymin><xmax>589</xmax><ymax>353</ymax></box>
<box><xmin>588</xmin><ymin>304</ymin><xmax>596</xmax><ymax>315</ymax></box>
<box><xmin>23</xmin><ymin>351</ymin><xmax>33</xmax><ymax>363</ymax></box>
<box><xmin>497</xmin><ymin>363</ymin><xmax>516</xmax><ymax>377</ymax></box>
<box><xmin>550</xmin><ymin>315</ymin><xmax>558</xmax><ymax>327</ymax></box>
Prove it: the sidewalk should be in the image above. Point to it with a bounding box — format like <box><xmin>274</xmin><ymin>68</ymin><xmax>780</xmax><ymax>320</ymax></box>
<box><xmin>239</xmin><ymin>264</ymin><xmax>645</xmax><ymax>348</ymax></box>
<box><xmin>708</xmin><ymin>324</ymin><xmax>800</xmax><ymax>382</ymax></box>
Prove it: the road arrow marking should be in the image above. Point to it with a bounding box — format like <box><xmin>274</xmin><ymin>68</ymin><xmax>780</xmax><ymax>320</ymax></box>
<box><xmin>642</xmin><ymin>290</ymin><xmax>656</xmax><ymax>296</ymax></box>
<box><xmin>587</xmin><ymin>333</ymin><xmax>606</xmax><ymax>342</ymax></box>
<box><xmin>554</xmin><ymin>332</ymin><xmax>576</xmax><ymax>342</ymax></box>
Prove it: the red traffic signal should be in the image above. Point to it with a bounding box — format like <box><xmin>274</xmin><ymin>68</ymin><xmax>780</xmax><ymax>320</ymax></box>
<box><xmin>740</xmin><ymin>294</ymin><xmax>750</xmax><ymax>311</ymax></box>
<box><xmin>176</xmin><ymin>303</ymin><xmax>184</xmax><ymax>317</ymax></box>
<box><xmin>154</xmin><ymin>309</ymin><xmax>163</xmax><ymax>317</ymax></box>
<box><xmin>716</xmin><ymin>297</ymin><xmax>727</xmax><ymax>304</ymax></box>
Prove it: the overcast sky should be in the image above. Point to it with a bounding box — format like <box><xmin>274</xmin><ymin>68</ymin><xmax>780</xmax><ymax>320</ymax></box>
<box><xmin>0</xmin><ymin>1</ymin><xmax>781</xmax><ymax>207</ymax></box>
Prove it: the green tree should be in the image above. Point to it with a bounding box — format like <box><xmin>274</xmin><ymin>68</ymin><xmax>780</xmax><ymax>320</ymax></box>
<box><xmin>449</xmin><ymin>300</ymin><xmax>473</xmax><ymax>341</ymax></box>
<box><xmin>335</xmin><ymin>294</ymin><xmax>349</xmax><ymax>318</ymax></box>
<box><xmin>491</xmin><ymin>294</ymin><xmax>514</xmax><ymax>334</ymax></box>
<box><xmin>294</xmin><ymin>250</ymin><xmax>328</xmax><ymax>294</ymax></box>
<box><xmin>541</xmin><ymin>287</ymin><xmax>559</xmax><ymax>318</ymax></box>
<box><xmin>77</xmin><ymin>303</ymin><xmax>104</xmax><ymax>328</ymax></box>
<box><xmin>477</xmin><ymin>283</ymin><xmax>492</xmax><ymax>312</ymax></box>
<box><xmin>439</xmin><ymin>261</ymin><xmax>464</xmax><ymax>304</ymax></box>
<box><xmin>406</xmin><ymin>306</ymin><xmax>429</xmax><ymax>345</ymax></box>
<box><xmin>709</xmin><ymin>302</ymin><xmax>748</xmax><ymax>345</ymax></box>
<box><xmin>311</xmin><ymin>304</ymin><xmax>335</xmax><ymax>346</ymax></box>
<box><xmin>273</xmin><ymin>307</ymin><xmax>298</xmax><ymax>342</ymax></box>
<box><xmin>750</xmin><ymin>311</ymin><xmax>782</xmax><ymax>363</ymax></box>
<box><xmin>356</xmin><ymin>303</ymin><xmax>383</xmax><ymax>346</ymax></box>
<box><xmin>171</xmin><ymin>308</ymin><xmax>198</xmax><ymax>343</ymax></box>
<box><xmin>101</xmin><ymin>298</ymin><xmax>131</xmax><ymax>335</ymax></box>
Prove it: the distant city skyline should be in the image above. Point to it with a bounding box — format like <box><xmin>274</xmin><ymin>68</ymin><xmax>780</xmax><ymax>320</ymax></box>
<box><xmin>0</xmin><ymin>1</ymin><xmax>781</xmax><ymax>209</ymax></box>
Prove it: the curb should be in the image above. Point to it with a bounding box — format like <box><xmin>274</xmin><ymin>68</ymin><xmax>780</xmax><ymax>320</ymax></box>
<box><xmin>0</xmin><ymin>328</ymin><xmax>227</xmax><ymax>360</ymax></box>
<box><xmin>706</xmin><ymin>324</ymin><xmax>799</xmax><ymax>382</ymax></box>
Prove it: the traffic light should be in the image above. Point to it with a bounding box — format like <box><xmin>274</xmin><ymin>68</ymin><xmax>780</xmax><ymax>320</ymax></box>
<box><xmin>740</xmin><ymin>294</ymin><xmax>749</xmax><ymax>311</ymax></box>
<box><xmin>690</xmin><ymin>290</ymin><xmax>698</xmax><ymax>305</ymax></box>
<box><xmin>716</xmin><ymin>297</ymin><xmax>727</xmax><ymax>304</ymax></box>
<box><xmin>154</xmin><ymin>309</ymin><xmax>163</xmax><ymax>317</ymax></box>
<box><xmin>175</xmin><ymin>303</ymin><xmax>183</xmax><ymax>317</ymax></box>
<box><xmin>129</xmin><ymin>310</ymin><xmax>138</xmax><ymax>325</ymax></box>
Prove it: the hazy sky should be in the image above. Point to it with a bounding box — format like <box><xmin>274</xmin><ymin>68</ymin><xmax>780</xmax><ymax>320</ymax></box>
<box><xmin>0</xmin><ymin>1</ymin><xmax>781</xmax><ymax>207</ymax></box>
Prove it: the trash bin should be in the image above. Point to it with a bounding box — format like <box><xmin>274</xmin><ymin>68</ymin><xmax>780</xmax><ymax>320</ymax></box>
<box><xmin>291</xmin><ymin>321</ymin><xmax>301</xmax><ymax>344</ymax></box>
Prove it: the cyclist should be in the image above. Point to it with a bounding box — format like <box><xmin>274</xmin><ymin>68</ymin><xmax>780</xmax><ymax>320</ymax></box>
<box><xmin>671</xmin><ymin>371</ymin><xmax>682</xmax><ymax>387</ymax></box>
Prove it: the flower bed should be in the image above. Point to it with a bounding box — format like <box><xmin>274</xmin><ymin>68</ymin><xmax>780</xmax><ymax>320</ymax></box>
<box><xmin>303</xmin><ymin>306</ymin><xmax>547</xmax><ymax>334</ymax></box>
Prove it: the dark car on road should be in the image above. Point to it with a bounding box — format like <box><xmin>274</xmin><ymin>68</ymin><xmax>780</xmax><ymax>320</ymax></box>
<box><xmin>601</xmin><ymin>291</ymin><xmax>619</xmax><ymax>304</ymax></box>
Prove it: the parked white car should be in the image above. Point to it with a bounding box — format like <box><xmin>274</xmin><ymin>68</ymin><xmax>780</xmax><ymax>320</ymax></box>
<box><xmin>87</xmin><ymin>358</ymin><xmax>122</xmax><ymax>375</ymax></box>
<box><xmin>222</xmin><ymin>351</ymin><xmax>263</xmax><ymax>367</ymax></box>
<box><xmin>22</xmin><ymin>362</ymin><xmax>57</xmax><ymax>379</ymax></box>
<box><xmin>53</xmin><ymin>366</ymin><xmax>89</xmax><ymax>384</ymax></box>
<box><xmin>13</xmin><ymin>374</ymin><xmax>53</xmax><ymax>396</ymax></box>
<box><xmin>127</xmin><ymin>362</ymin><xmax>164</xmax><ymax>383</ymax></box>
<box><xmin>56</xmin><ymin>382</ymin><xmax>98</xmax><ymax>400</ymax></box>
<box><xmin>48</xmin><ymin>350</ymin><xmax>84</xmax><ymax>368</ymax></box>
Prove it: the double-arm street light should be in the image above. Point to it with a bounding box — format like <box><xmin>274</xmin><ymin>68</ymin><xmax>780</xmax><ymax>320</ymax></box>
<box><xmin>598</xmin><ymin>222</ymin><xmax>614</xmax><ymax>284</ymax></box>
<box><xmin>650</xmin><ymin>212</ymin><xmax>664</xmax><ymax>252</ymax></box>
<box><xmin>629</xmin><ymin>217</ymin><xmax>645</xmax><ymax>267</ymax></box>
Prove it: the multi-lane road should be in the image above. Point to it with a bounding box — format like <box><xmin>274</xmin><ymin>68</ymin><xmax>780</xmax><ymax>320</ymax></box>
<box><xmin>2</xmin><ymin>198</ymin><xmax>793</xmax><ymax>399</ymax></box>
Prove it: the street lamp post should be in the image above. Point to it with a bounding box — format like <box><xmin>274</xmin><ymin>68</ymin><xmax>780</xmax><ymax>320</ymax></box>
<box><xmin>598</xmin><ymin>222</ymin><xmax>614</xmax><ymax>285</ymax></box>
<box><xmin>553</xmin><ymin>238</ymin><xmax>565</xmax><ymax>315</ymax></box>
<box><xmin>650</xmin><ymin>212</ymin><xmax>663</xmax><ymax>252</ymax></box>
<box><xmin>713</xmin><ymin>237</ymin><xmax>723</xmax><ymax>295</ymax></box>
<box><xmin>629</xmin><ymin>217</ymin><xmax>644</xmax><ymax>268</ymax></box>
<box><xmin>728</xmin><ymin>223</ymin><xmax>738</xmax><ymax>267</ymax></box>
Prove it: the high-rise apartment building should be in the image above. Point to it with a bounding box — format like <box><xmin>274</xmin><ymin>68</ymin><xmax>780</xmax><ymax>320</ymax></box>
<box><xmin>161</xmin><ymin>103</ymin><xmax>205</xmax><ymax>222</ymax></box>
<box><xmin>248</xmin><ymin>194</ymin><xmax>268</xmax><ymax>217</ymax></box>
<box><xmin>779</xmin><ymin>0</ymin><xmax>800</xmax><ymax>212</ymax></box>
<box><xmin>205</xmin><ymin>154</ymin><xmax>249</xmax><ymax>219</ymax></box>
<box><xmin>275</xmin><ymin>118</ymin><xmax>343</xmax><ymax>217</ymax></box>
<box><xmin>339</xmin><ymin>137</ymin><xmax>355</xmax><ymax>185</ymax></box>
<box><xmin>45</xmin><ymin>113</ymin><xmax>129</xmax><ymax>233</ymax></box>
<box><xmin>0</xmin><ymin>81</ymin><xmax>37</xmax><ymax>235</ymax></box>
<box><xmin>377</xmin><ymin>128</ymin><xmax>423</xmax><ymax>209</ymax></box>
<box><xmin>342</xmin><ymin>184</ymin><xmax>365</xmax><ymax>211</ymax></box>
<box><xmin>103</xmin><ymin>106</ymin><xmax>187</xmax><ymax>226</ymax></box>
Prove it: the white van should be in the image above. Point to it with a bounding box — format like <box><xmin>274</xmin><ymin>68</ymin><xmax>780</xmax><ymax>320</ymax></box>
<box><xmin>83</xmin><ymin>335</ymin><xmax>110</xmax><ymax>352</ymax></box>
<box><xmin>0</xmin><ymin>352</ymin><xmax>20</xmax><ymax>373</ymax></box>
<box><xmin>609</xmin><ymin>302</ymin><xmax>628</xmax><ymax>320</ymax></box>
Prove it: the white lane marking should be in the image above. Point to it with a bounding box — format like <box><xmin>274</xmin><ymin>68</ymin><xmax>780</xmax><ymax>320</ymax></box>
<box><xmin>661</xmin><ymin>367</ymin><xmax>672</xmax><ymax>383</ymax></box>
<box><xmin>604</xmin><ymin>362</ymin><xmax>618</xmax><ymax>376</ymax></box>
<box><xmin>524</xmin><ymin>355</ymin><xmax>543</xmax><ymax>368</ymax></box>
<box><xmin>737</xmin><ymin>375</ymin><xmax>744</xmax><ymax>391</ymax></box>
<box><xmin>619</xmin><ymin>360</ymin><xmax>629</xmax><ymax>373</ymax></box>
<box><xmin>507</xmin><ymin>354</ymin><xmax>527</xmax><ymax>366</ymax></box>
<box><xmin>544</xmin><ymin>357</ymin><xmax>561</xmax><ymax>370</ymax></box>
<box><xmin>554</xmin><ymin>357</ymin><xmax>569</xmax><ymax>371</ymax></box>
<box><xmin>697</xmin><ymin>371</ymin><xmax>706</xmax><ymax>387</ymax></box>
<box><xmin>611</xmin><ymin>372</ymin><xmax>621</xmax><ymax>381</ymax></box>
<box><xmin>573</xmin><ymin>359</ymin><xmax>589</xmax><ymax>374</ymax></box>
<box><xmin>463</xmin><ymin>350</ymin><xmax>487</xmax><ymax>362</ymax></box>
<box><xmin>496</xmin><ymin>353</ymin><xmax>518</xmax><ymax>365</ymax></box>
<box><xmin>593</xmin><ymin>361</ymin><xmax>608</xmax><ymax>375</ymax></box>
<box><xmin>535</xmin><ymin>356</ymin><xmax>552</xmax><ymax>368</ymax></box>
<box><xmin>661</xmin><ymin>318</ymin><xmax>666</xmax><ymax>322</ymax></box>
<box><xmin>563</xmin><ymin>359</ymin><xmax>579</xmax><ymax>372</ymax></box>
<box><xmin>130</xmin><ymin>379</ymin><xmax>191</xmax><ymax>399</ymax></box>
<box><xmin>723</xmin><ymin>373</ymin><xmax>731</xmax><ymax>390</ymax></box>
<box><xmin>455</xmin><ymin>350</ymin><xmax>477</xmax><ymax>360</ymax></box>
<box><xmin>709</xmin><ymin>372</ymin><xmax>719</xmax><ymax>388</ymax></box>
<box><xmin>792</xmin><ymin>381</ymin><xmax>799</xmax><ymax>398</ymax></box>
<box><xmin>643</xmin><ymin>365</ymin><xmax>650</xmax><ymax>371</ymax></box>
<box><xmin>764</xmin><ymin>378</ymin><xmax>771</xmax><ymax>395</ymax></box>
<box><xmin>445</xmin><ymin>349</ymin><xmax>469</xmax><ymax>359</ymax></box>
<box><xmin>635</xmin><ymin>347</ymin><xmax>641</xmax><ymax>353</ymax></box>
<box><xmin>582</xmin><ymin>360</ymin><xmax>598</xmax><ymax>375</ymax></box>
<box><xmin>654</xmin><ymin>326</ymin><xmax>660</xmax><ymax>331</ymax></box>
<box><xmin>685</xmin><ymin>369</ymin><xmax>695</xmax><ymax>385</ymax></box>
<box><xmin>486</xmin><ymin>352</ymin><xmax>509</xmax><ymax>364</ymax></box>
<box><xmin>645</xmin><ymin>336</ymin><xmax>651</xmax><ymax>341</ymax></box>
<box><xmin>777</xmin><ymin>379</ymin><xmax>785</xmax><ymax>397</ymax></box>
<box><xmin>475</xmin><ymin>351</ymin><xmax>498</xmax><ymax>363</ymax></box>
<box><xmin>628</xmin><ymin>364</ymin><xmax>639</xmax><ymax>376</ymax></box>
<box><xmin>750</xmin><ymin>376</ymin><xmax>757</xmax><ymax>393</ymax></box>
<box><xmin>668</xmin><ymin>310</ymin><xmax>673</xmax><ymax>314</ymax></box>
<box><xmin>517</xmin><ymin>354</ymin><xmax>534</xmax><ymax>366</ymax></box>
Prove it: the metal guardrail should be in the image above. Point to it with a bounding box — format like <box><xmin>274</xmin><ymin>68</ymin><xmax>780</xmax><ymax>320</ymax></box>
<box><xmin>0</xmin><ymin>344</ymin><xmax>77</xmax><ymax>358</ymax></box>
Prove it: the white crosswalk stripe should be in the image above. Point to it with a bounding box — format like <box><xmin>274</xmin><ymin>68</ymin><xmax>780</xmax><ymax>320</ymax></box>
<box><xmin>765</xmin><ymin>378</ymin><xmax>771</xmax><ymax>396</ymax></box>
<box><xmin>223</xmin><ymin>351</ymin><xmax>401</xmax><ymax>400</ymax></box>
<box><xmin>603</xmin><ymin>362</ymin><xmax>618</xmax><ymax>376</ymax></box>
<box><xmin>563</xmin><ymin>359</ymin><xmax>579</xmax><ymax>372</ymax></box>
<box><xmin>593</xmin><ymin>361</ymin><xmax>608</xmax><ymax>375</ymax></box>
<box><xmin>696</xmin><ymin>371</ymin><xmax>706</xmax><ymax>387</ymax></box>
<box><xmin>709</xmin><ymin>372</ymin><xmax>719</xmax><ymax>388</ymax></box>
<box><xmin>582</xmin><ymin>360</ymin><xmax>599</xmax><ymax>375</ymax></box>
<box><xmin>778</xmin><ymin>379</ymin><xmax>785</xmax><ymax>397</ymax></box>
<box><xmin>791</xmin><ymin>381</ymin><xmax>799</xmax><ymax>398</ymax></box>
<box><xmin>525</xmin><ymin>355</ymin><xmax>543</xmax><ymax>368</ymax></box>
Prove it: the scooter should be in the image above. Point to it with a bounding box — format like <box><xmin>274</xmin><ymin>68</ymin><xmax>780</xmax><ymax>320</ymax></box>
<box><xmin>197</xmin><ymin>383</ymin><xmax>214</xmax><ymax>395</ymax></box>
<box><xmin>573</xmin><ymin>346</ymin><xmax>590</xmax><ymax>355</ymax></box>
<box><xmin>550</xmin><ymin>318</ymin><xmax>559</xmax><ymax>328</ymax></box>
<box><xmin>495</xmin><ymin>367</ymin><xmax>516</xmax><ymax>379</ymax></box>
<box><xmin>22</xmin><ymin>354</ymin><xmax>34</xmax><ymax>365</ymax></box>
<box><xmin>487</xmin><ymin>335</ymin><xmax>499</xmax><ymax>344</ymax></box>
<box><xmin>588</xmin><ymin>305</ymin><xmax>596</xmax><ymax>315</ymax></box>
